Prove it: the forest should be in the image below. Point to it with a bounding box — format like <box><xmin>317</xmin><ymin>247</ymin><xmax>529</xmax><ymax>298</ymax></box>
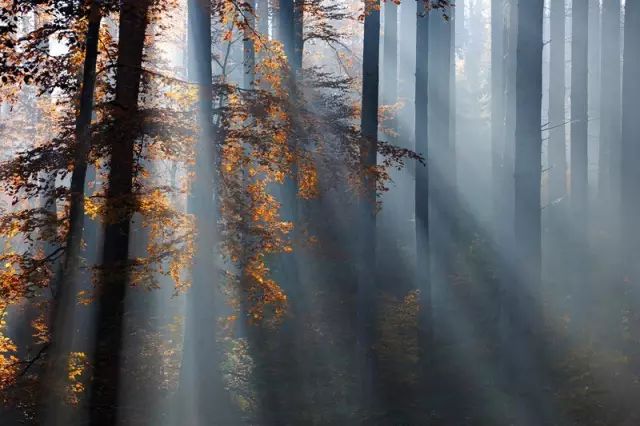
<box><xmin>0</xmin><ymin>0</ymin><xmax>637</xmax><ymax>424</ymax></box>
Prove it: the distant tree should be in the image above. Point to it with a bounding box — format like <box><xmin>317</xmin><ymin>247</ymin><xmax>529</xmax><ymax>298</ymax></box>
<box><xmin>570</xmin><ymin>0</ymin><xmax>589</xmax><ymax>313</ymax></box>
<box><xmin>599</xmin><ymin>0</ymin><xmax>621</xmax><ymax>204</ymax></box>
<box><xmin>491</xmin><ymin>0</ymin><xmax>505</xmax><ymax>232</ymax></box>
<box><xmin>357</xmin><ymin>0</ymin><xmax>380</xmax><ymax>411</ymax></box>
<box><xmin>621</xmin><ymin>0</ymin><xmax>640</xmax><ymax>291</ymax></box>
<box><xmin>548</xmin><ymin>0</ymin><xmax>566</xmax><ymax>208</ymax></box>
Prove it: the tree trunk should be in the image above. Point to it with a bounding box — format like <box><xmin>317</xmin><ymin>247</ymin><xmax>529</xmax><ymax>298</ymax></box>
<box><xmin>178</xmin><ymin>1</ymin><xmax>238</xmax><ymax>425</ymax></box>
<box><xmin>491</xmin><ymin>0</ymin><xmax>505</xmax><ymax>232</ymax></box>
<box><xmin>244</xmin><ymin>0</ymin><xmax>256</xmax><ymax>89</ymax></box>
<box><xmin>358</xmin><ymin>0</ymin><xmax>380</xmax><ymax>413</ymax></box>
<box><xmin>548</xmin><ymin>0</ymin><xmax>566</xmax><ymax>207</ymax></box>
<box><xmin>599</xmin><ymin>0</ymin><xmax>621</xmax><ymax>205</ymax></box>
<box><xmin>42</xmin><ymin>6</ymin><xmax>101</xmax><ymax>420</ymax></box>
<box><xmin>427</xmin><ymin>2</ymin><xmax>452</xmax><ymax>346</ymax></box>
<box><xmin>621</xmin><ymin>0</ymin><xmax>640</xmax><ymax>302</ymax></box>
<box><xmin>510</xmin><ymin>0</ymin><xmax>547</xmax><ymax>422</ymax></box>
<box><xmin>89</xmin><ymin>1</ymin><xmax>150</xmax><ymax>424</ymax></box>
<box><xmin>293</xmin><ymin>0</ymin><xmax>303</xmax><ymax>72</ymax></box>
<box><xmin>570</xmin><ymin>0</ymin><xmax>589</xmax><ymax>321</ymax></box>
<box><xmin>414</xmin><ymin>0</ymin><xmax>430</xmax><ymax>407</ymax></box>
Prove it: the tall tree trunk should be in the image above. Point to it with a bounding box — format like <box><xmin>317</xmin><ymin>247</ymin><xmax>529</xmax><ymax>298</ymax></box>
<box><xmin>89</xmin><ymin>1</ymin><xmax>150</xmax><ymax>424</ymax></box>
<box><xmin>599</xmin><ymin>0</ymin><xmax>621</xmax><ymax>204</ymax></box>
<box><xmin>257</xmin><ymin>0</ymin><xmax>269</xmax><ymax>37</ymax></box>
<box><xmin>620</xmin><ymin>0</ymin><xmax>640</xmax><ymax>311</ymax></box>
<box><xmin>570</xmin><ymin>0</ymin><xmax>589</xmax><ymax>322</ymax></box>
<box><xmin>427</xmin><ymin>1</ymin><xmax>452</xmax><ymax>345</ymax></box>
<box><xmin>491</xmin><ymin>0</ymin><xmax>505</xmax><ymax>232</ymax></box>
<box><xmin>293</xmin><ymin>0</ymin><xmax>303</xmax><ymax>72</ymax></box>
<box><xmin>414</xmin><ymin>1</ymin><xmax>430</xmax><ymax>410</ymax></box>
<box><xmin>497</xmin><ymin>1</ymin><xmax>517</xmax><ymax>367</ymax></box>
<box><xmin>178</xmin><ymin>1</ymin><xmax>238</xmax><ymax>425</ymax></box>
<box><xmin>244</xmin><ymin>0</ymin><xmax>256</xmax><ymax>89</ymax></box>
<box><xmin>377</xmin><ymin>0</ymin><xmax>401</xmax><ymax>297</ymax></box>
<box><xmin>510</xmin><ymin>0</ymin><xmax>547</xmax><ymax>422</ymax></box>
<box><xmin>42</xmin><ymin>4</ymin><xmax>102</xmax><ymax>421</ymax></box>
<box><xmin>546</xmin><ymin>0</ymin><xmax>568</xmax><ymax>316</ymax></box>
<box><xmin>358</xmin><ymin>0</ymin><xmax>380</xmax><ymax>413</ymax></box>
<box><xmin>548</xmin><ymin>0</ymin><xmax>566</xmax><ymax>207</ymax></box>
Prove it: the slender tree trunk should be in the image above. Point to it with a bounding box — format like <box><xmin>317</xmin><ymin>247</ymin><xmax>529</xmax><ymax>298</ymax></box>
<box><xmin>491</xmin><ymin>0</ymin><xmax>505</xmax><ymax>232</ymax></box>
<box><xmin>378</xmin><ymin>0</ymin><xmax>401</xmax><ymax>297</ymax></box>
<box><xmin>42</xmin><ymin>3</ymin><xmax>100</xmax><ymax>414</ymax></box>
<box><xmin>414</xmin><ymin>0</ymin><xmax>430</xmax><ymax>407</ymax></box>
<box><xmin>599</xmin><ymin>0</ymin><xmax>621</xmax><ymax>204</ymax></box>
<box><xmin>244</xmin><ymin>0</ymin><xmax>256</xmax><ymax>89</ymax></box>
<box><xmin>178</xmin><ymin>1</ymin><xmax>238</xmax><ymax>425</ymax></box>
<box><xmin>546</xmin><ymin>0</ymin><xmax>568</xmax><ymax>315</ymax></box>
<box><xmin>548</xmin><ymin>0</ymin><xmax>566</xmax><ymax>207</ymax></box>
<box><xmin>89</xmin><ymin>1</ymin><xmax>150</xmax><ymax>424</ymax></box>
<box><xmin>620</xmin><ymin>0</ymin><xmax>640</xmax><ymax>305</ymax></box>
<box><xmin>510</xmin><ymin>0</ymin><xmax>547</xmax><ymax>422</ymax></box>
<box><xmin>293</xmin><ymin>0</ymin><xmax>303</xmax><ymax>72</ymax></box>
<box><xmin>570</xmin><ymin>0</ymin><xmax>589</xmax><ymax>322</ymax></box>
<box><xmin>358</xmin><ymin>0</ymin><xmax>380</xmax><ymax>412</ymax></box>
<box><xmin>257</xmin><ymin>0</ymin><xmax>269</xmax><ymax>37</ymax></box>
<box><xmin>427</xmin><ymin>2</ymin><xmax>452</xmax><ymax>346</ymax></box>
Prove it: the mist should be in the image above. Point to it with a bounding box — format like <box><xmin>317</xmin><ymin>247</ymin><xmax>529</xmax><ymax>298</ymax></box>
<box><xmin>0</xmin><ymin>0</ymin><xmax>638</xmax><ymax>425</ymax></box>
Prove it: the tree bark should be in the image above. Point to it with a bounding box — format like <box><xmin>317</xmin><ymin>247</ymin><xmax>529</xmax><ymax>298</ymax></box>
<box><xmin>510</xmin><ymin>0</ymin><xmax>547</xmax><ymax>421</ymax></box>
<box><xmin>42</xmin><ymin>3</ymin><xmax>102</xmax><ymax>421</ymax></box>
<box><xmin>570</xmin><ymin>0</ymin><xmax>589</xmax><ymax>320</ymax></box>
<box><xmin>89</xmin><ymin>1</ymin><xmax>151</xmax><ymax>424</ymax></box>
<box><xmin>358</xmin><ymin>0</ymin><xmax>380</xmax><ymax>412</ymax></box>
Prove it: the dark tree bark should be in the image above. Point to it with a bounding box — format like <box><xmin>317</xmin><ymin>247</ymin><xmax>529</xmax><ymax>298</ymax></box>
<box><xmin>383</xmin><ymin>0</ymin><xmax>398</xmax><ymax>112</ymax></box>
<box><xmin>293</xmin><ymin>0</ymin><xmax>303</xmax><ymax>72</ymax></box>
<box><xmin>509</xmin><ymin>0</ymin><xmax>548</xmax><ymax>422</ymax></box>
<box><xmin>414</xmin><ymin>0</ymin><xmax>430</xmax><ymax>392</ymax></box>
<box><xmin>358</xmin><ymin>0</ymin><xmax>380</xmax><ymax>412</ymax></box>
<box><xmin>43</xmin><ymin>2</ymin><xmax>102</xmax><ymax>421</ymax></box>
<box><xmin>244</xmin><ymin>0</ymin><xmax>256</xmax><ymax>89</ymax></box>
<box><xmin>89</xmin><ymin>1</ymin><xmax>151</xmax><ymax>424</ymax></box>
<box><xmin>279</xmin><ymin>0</ymin><xmax>295</xmax><ymax>64</ymax></box>
<box><xmin>427</xmin><ymin>1</ymin><xmax>453</xmax><ymax>345</ymax></box>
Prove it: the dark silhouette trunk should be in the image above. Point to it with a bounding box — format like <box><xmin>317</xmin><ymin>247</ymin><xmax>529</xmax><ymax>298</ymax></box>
<box><xmin>244</xmin><ymin>0</ymin><xmax>256</xmax><ymax>89</ymax></box>
<box><xmin>621</xmin><ymin>0</ymin><xmax>640</xmax><ymax>306</ymax></box>
<box><xmin>358</xmin><ymin>0</ymin><xmax>379</xmax><ymax>413</ymax></box>
<box><xmin>509</xmin><ymin>0</ymin><xmax>549</xmax><ymax>422</ymax></box>
<box><xmin>293</xmin><ymin>0</ymin><xmax>303</xmax><ymax>72</ymax></box>
<box><xmin>427</xmin><ymin>0</ymin><xmax>453</xmax><ymax>332</ymax></box>
<box><xmin>89</xmin><ymin>1</ymin><xmax>150</xmax><ymax>424</ymax></box>
<box><xmin>41</xmin><ymin>3</ymin><xmax>102</xmax><ymax>421</ymax></box>
<box><xmin>414</xmin><ymin>3</ymin><xmax>430</xmax><ymax>415</ymax></box>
